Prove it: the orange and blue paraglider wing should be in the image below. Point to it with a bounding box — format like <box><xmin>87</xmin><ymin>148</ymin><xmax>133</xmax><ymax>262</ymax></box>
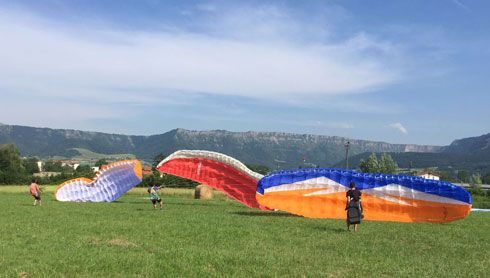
<box><xmin>156</xmin><ymin>150</ymin><xmax>267</xmax><ymax>210</ymax></box>
<box><xmin>55</xmin><ymin>160</ymin><xmax>142</xmax><ymax>202</ymax></box>
<box><xmin>256</xmin><ymin>169</ymin><xmax>471</xmax><ymax>223</ymax></box>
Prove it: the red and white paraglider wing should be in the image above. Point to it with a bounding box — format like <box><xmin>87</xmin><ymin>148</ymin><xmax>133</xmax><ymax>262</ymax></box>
<box><xmin>156</xmin><ymin>150</ymin><xmax>267</xmax><ymax>210</ymax></box>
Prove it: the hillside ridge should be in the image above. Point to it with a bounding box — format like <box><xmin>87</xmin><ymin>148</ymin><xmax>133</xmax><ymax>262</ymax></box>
<box><xmin>2</xmin><ymin>124</ymin><xmax>483</xmax><ymax>168</ymax></box>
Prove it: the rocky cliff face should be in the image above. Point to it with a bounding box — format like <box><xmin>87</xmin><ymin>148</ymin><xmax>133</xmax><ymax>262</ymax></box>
<box><xmin>441</xmin><ymin>133</ymin><xmax>490</xmax><ymax>155</ymax></box>
<box><xmin>157</xmin><ymin>129</ymin><xmax>441</xmax><ymax>167</ymax></box>
<box><xmin>0</xmin><ymin>124</ymin><xmax>443</xmax><ymax>167</ymax></box>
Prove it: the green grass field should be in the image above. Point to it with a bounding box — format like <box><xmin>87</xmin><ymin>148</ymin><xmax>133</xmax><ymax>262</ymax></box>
<box><xmin>49</xmin><ymin>148</ymin><xmax>136</xmax><ymax>162</ymax></box>
<box><xmin>1</xmin><ymin>186</ymin><xmax>489</xmax><ymax>277</ymax></box>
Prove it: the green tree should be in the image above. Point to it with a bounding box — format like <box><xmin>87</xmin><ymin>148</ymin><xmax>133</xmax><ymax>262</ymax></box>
<box><xmin>73</xmin><ymin>165</ymin><xmax>95</xmax><ymax>179</ymax></box>
<box><xmin>457</xmin><ymin>170</ymin><xmax>469</xmax><ymax>183</ymax></box>
<box><xmin>23</xmin><ymin>157</ymin><xmax>40</xmax><ymax>174</ymax></box>
<box><xmin>246</xmin><ymin>164</ymin><xmax>270</xmax><ymax>175</ymax></box>
<box><xmin>43</xmin><ymin>161</ymin><xmax>63</xmax><ymax>172</ymax></box>
<box><xmin>359</xmin><ymin>153</ymin><xmax>398</xmax><ymax>174</ymax></box>
<box><xmin>152</xmin><ymin>153</ymin><xmax>168</xmax><ymax>169</ymax></box>
<box><xmin>0</xmin><ymin>144</ymin><xmax>26</xmax><ymax>184</ymax></box>
<box><xmin>379</xmin><ymin>153</ymin><xmax>398</xmax><ymax>174</ymax></box>
<box><xmin>359</xmin><ymin>153</ymin><xmax>380</xmax><ymax>173</ymax></box>
<box><xmin>438</xmin><ymin>171</ymin><xmax>456</xmax><ymax>182</ymax></box>
<box><xmin>483</xmin><ymin>171</ymin><xmax>490</xmax><ymax>184</ymax></box>
<box><xmin>95</xmin><ymin>159</ymin><xmax>108</xmax><ymax>168</ymax></box>
<box><xmin>469</xmin><ymin>174</ymin><xmax>482</xmax><ymax>189</ymax></box>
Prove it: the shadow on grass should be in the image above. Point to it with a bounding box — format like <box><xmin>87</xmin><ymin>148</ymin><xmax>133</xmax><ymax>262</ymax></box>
<box><xmin>112</xmin><ymin>200</ymin><xmax>143</xmax><ymax>205</ymax></box>
<box><xmin>169</xmin><ymin>201</ymin><xmax>226</xmax><ymax>207</ymax></box>
<box><xmin>135</xmin><ymin>208</ymin><xmax>167</xmax><ymax>212</ymax></box>
<box><xmin>115</xmin><ymin>199</ymin><xmax>226</xmax><ymax>207</ymax></box>
<box><xmin>310</xmin><ymin>225</ymin><xmax>346</xmax><ymax>233</ymax></box>
<box><xmin>231</xmin><ymin>211</ymin><xmax>299</xmax><ymax>217</ymax></box>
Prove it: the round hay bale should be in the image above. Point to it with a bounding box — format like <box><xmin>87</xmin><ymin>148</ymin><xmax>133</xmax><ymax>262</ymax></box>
<box><xmin>194</xmin><ymin>184</ymin><xmax>214</xmax><ymax>200</ymax></box>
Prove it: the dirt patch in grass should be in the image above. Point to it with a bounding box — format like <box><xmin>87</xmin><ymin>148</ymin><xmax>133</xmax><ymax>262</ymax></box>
<box><xmin>108</xmin><ymin>239</ymin><xmax>138</xmax><ymax>248</ymax></box>
<box><xmin>87</xmin><ymin>237</ymin><xmax>138</xmax><ymax>248</ymax></box>
<box><xmin>87</xmin><ymin>236</ymin><xmax>103</xmax><ymax>245</ymax></box>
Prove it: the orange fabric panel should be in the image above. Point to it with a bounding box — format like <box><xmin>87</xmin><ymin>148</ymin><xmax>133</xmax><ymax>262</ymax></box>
<box><xmin>256</xmin><ymin>191</ymin><xmax>471</xmax><ymax>223</ymax></box>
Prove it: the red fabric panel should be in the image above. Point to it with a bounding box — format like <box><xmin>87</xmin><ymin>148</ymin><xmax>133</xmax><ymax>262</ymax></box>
<box><xmin>157</xmin><ymin>157</ymin><xmax>267</xmax><ymax>210</ymax></box>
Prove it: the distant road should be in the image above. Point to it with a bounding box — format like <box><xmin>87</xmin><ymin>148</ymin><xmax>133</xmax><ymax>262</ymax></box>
<box><xmin>456</xmin><ymin>183</ymin><xmax>490</xmax><ymax>190</ymax></box>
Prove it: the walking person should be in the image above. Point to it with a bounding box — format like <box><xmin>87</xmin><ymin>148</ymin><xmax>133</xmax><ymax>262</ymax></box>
<box><xmin>346</xmin><ymin>181</ymin><xmax>362</xmax><ymax>231</ymax></box>
<box><xmin>147</xmin><ymin>182</ymin><xmax>163</xmax><ymax>210</ymax></box>
<box><xmin>29</xmin><ymin>179</ymin><xmax>42</xmax><ymax>206</ymax></box>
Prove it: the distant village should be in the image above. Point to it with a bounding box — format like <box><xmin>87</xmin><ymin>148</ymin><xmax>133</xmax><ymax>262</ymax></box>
<box><xmin>25</xmin><ymin>157</ymin><xmax>490</xmax><ymax>189</ymax></box>
<box><xmin>33</xmin><ymin>159</ymin><xmax>153</xmax><ymax>177</ymax></box>
<box><xmin>31</xmin><ymin>158</ymin><xmax>441</xmax><ymax>180</ymax></box>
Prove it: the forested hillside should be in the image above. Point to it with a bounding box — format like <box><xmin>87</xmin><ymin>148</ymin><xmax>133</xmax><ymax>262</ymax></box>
<box><xmin>0</xmin><ymin>124</ymin><xmax>441</xmax><ymax>168</ymax></box>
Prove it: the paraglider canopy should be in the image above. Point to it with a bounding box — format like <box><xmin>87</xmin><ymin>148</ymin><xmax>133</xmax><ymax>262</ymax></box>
<box><xmin>156</xmin><ymin>150</ymin><xmax>267</xmax><ymax>210</ymax></box>
<box><xmin>55</xmin><ymin>160</ymin><xmax>142</xmax><ymax>202</ymax></box>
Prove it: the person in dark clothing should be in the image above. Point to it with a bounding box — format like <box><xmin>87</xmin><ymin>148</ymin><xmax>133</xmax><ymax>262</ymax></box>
<box><xmin>346</xmin><ymin>181</ymin><xmax>363</xmax><ymax>231</ymax></box>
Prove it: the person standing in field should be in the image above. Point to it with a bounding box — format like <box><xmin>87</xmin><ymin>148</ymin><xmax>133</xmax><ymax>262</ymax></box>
<box><xmin>147</xmin><ymin>182</ymin><xmax>163</xmax><ymax>210</ymax></box>
<box><xmin>29</xmin><ymin>179</ymin><xmax>42</xmax><ymax>206</ymax></box>
<box><xmin>346</xmin><ymin>181</ymin><xmax>362</xmax><ymax>231</ymax></box>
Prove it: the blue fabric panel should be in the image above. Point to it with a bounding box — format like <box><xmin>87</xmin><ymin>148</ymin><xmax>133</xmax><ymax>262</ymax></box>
<box><xmin>257</xmin><ymin>168</ymin><xmax>471</xmax><ymax>205</ymax></box>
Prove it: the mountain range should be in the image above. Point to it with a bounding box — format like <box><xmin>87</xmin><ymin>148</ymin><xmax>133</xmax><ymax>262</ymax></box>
<box><xmin>335</xmin><ymin>133</ymin><xmax>490</xmax><ymax>173</ymax></box>
<box><xmin>0</xmin><ymin>123</ymin><xmax>488</xmax><ymax>171</ymax></box>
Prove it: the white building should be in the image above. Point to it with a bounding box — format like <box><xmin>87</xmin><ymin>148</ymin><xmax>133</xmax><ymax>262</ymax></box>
<box><xmin>61</xmin><ymin>160</ymin><xmax>81</xmax><ymax>170</ymax></box>
<box><xmin>36</xmin><ymin>161</ymin><xmax>43</xmax><ymax>172</ymax></box>
<box><xmin>417</xmin><ymin>172</ymin><xmax>440</xmax><ymax>181</ymax></box>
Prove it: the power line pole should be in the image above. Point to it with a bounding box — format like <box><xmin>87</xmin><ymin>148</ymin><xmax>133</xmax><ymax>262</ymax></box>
<box><xmin>344</xmin><ymin>141</ymin><xmax>350</xmax><ymax>169</ymax></box>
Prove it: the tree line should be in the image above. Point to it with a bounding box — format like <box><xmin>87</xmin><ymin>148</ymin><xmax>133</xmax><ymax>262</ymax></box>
<box><xmin>2</xmin><ymin>143</ymin><xmax>489</xmax><ymax>187</ymax></box>
<box><xmin>0</xmin><ymin>144</ymin><xmax>95</xmax><ymax>185</ymax></box>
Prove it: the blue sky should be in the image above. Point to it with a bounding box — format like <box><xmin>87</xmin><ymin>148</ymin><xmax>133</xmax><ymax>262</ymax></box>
<box><xmin>0</xmin><ymin>0</ymin><xmax>488</xmax><ymax>145</ymax></box>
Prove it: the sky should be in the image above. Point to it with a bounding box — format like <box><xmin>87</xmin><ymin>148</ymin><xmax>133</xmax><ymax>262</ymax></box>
<box><xmin>0</xmin><ymin>0</ymin><xmax>488</xmax><ymax>145</ymax></box>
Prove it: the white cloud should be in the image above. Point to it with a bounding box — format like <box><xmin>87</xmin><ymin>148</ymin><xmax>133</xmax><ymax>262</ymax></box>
<box><xmin>389</xmin><ymin>122</ymin><xmax>408</xmax><ymax>134</ymax></box>
<box><xmin>0</xmin><ymin>5</ymin><xmax>399</xmax><ymax>102</ymax></box>
<box><xmin>0</xmin><ymin>4</ymin><xmax>415</xmax><ymax>134</ymax></box>
<box><xmin>452</xmin><ymin>0</ymin><xmax>471</xmax><ymax>12</ymax></box>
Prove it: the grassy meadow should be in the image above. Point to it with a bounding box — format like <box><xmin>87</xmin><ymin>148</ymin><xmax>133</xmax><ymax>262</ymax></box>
<box><xmin>0</xmin><ymin>186</ymin><xmax>489</xmax><ymax>277</ymax></box>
